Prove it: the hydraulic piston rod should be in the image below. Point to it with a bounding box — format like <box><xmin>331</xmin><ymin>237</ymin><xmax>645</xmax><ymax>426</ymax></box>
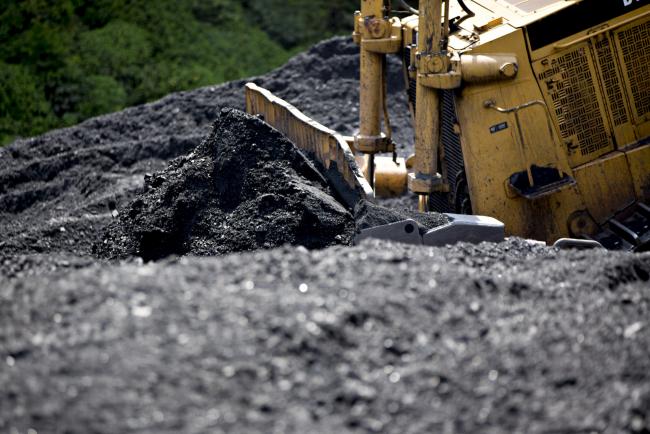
<box><xmin>408</xmin><ymin>0</ymin><xmax>446</xmax><ymax>209</ymax></box>
<box><xmin>359</xmin><ymin>0</ymin><xmax>383</xmax><ymax>150</ymax></box>
<box><xmin>355</xmin><ymin>0</ymin><xmax>396</xmax><ymax>188</ymax></box>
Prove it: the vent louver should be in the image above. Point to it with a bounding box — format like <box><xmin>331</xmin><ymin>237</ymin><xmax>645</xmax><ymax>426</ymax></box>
<box><xmin>617</xmin><ymin>21</ymin><xmax>650</xmax><ymax>120</ymax></box>
<box><xmin>538</xmin><ymin>46</ymin><xmax>611</xmax><ymax>157</ymax></box>
<box><xmin>595</xmin><ymin>36</ymin><xmax>629</xmax><ymax>126</ymax></box>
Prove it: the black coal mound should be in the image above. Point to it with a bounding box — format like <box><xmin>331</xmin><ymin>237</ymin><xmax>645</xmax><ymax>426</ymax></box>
<box><xmin>354</xmin><ymin>199</ymin><xmax>449</xmax><ymax>235</ymax></box>
<box><xmin>95</xmin><ymin>108</ymin><xmax>354</xmax><ymax>260</ymax></box>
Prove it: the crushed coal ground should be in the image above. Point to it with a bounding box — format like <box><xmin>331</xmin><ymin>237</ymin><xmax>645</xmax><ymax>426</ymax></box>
<box><xmin>2</xmin><ymin>239</ymin><xmax>650</xmax><ymax>433</ymax></box>
<box><xmin>2</xmin><ymin>36</ymin><xmax>650</xmax><ymax>434</ymax></box>
<box><xmin>95</xmin><ymin>108</ymin><xmax>354</xmax><ymax>260</ymax></box>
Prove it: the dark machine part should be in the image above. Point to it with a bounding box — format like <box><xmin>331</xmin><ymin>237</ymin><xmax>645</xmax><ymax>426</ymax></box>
<box><xmin>587</xmin><ymin>203</ymin><xmax>650</xmax><ymax>252</ymax></box>
<box><xmin>403</xmin><ymin>45</ymin><xmax>468</xmax><ymax>213</ymax></box>
<box><xmin>436</xmin><ymin>90</ymin><xmax>468</xmax><ymax>214</ymax></box>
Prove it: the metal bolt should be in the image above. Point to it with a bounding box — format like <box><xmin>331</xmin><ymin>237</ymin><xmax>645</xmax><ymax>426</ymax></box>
<box><xmin>500</xmin><ymin>62</ymin><xmax>518</xmax><ymax>78</ymax></box>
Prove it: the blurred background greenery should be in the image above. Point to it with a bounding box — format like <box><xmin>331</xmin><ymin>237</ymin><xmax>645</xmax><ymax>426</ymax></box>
<box><xmin>0</xmin><ymin>0</ymin><xmax>359</xmax><ymax>145</ymax></box>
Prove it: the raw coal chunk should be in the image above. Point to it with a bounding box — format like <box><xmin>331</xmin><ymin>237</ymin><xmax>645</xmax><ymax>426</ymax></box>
<box><xmin>95</xmin><ymin>108</ymin><xmax>354</xmax><ymax>260</ymax></box>
<box><xmin>354</xmin><ymin>199</ymin><xmax>449</xmax><ymax>236</ymax></box>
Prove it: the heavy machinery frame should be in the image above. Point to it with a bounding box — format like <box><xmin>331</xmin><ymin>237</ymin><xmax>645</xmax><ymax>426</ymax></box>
<box><xmin>248</xmin><ymin>0</ymin><xmax>650</xmax><ymax>251</ymax></box>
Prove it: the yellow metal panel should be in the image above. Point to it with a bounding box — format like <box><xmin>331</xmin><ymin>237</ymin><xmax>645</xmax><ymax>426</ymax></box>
<box><xmin>529</xmin><ymin>5</ymin><xmax>650</xmax><ymax>61</ymax></box>
<box><xmin>613</xmin><ymin>17</ymin><xmax>650</xmax><ymax>129</ymax></box>
<box><xmin>529</xmin><ymin>6</ymin><xmax>650</xmax><ymax>159</ymax></box>
<box><xmin>590</xmin><ymin>33</ymin><xmax>637</xmax><ymax>149</ymax></box>
<box><xmin>625</xmin><ymin>143</ymin><xmax>650</xmax><ymax>202</ymax></box>
<box><xmin>532</xmin><ymin>42</ymin><xmax>615</xmax><ymax>167</ymax></box>
<box><xmin>636</xmin><ymin>121</ymin><xmax>650</xmax><ymax>142</ymax></box>
<box><xmin>456</xmin><ymin>28</ymin><xmax>581</xmax><ymax>242</ymax></box>
<box><xmin>572</xmin><ymin>152</ymin><xmax>636</xmax><ymax>224</ymax></box>
<box><xmin>509</xmin><ymin>185</ymin><xmax>588</xmax><ymax>243</ymax></box>
<box><xmin>612</xmin><ymin>14</ymin><xmax>650</xmax><ymax>149</ymax></box>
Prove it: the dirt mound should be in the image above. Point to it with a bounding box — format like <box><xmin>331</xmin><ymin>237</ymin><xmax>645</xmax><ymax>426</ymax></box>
<box><xmin>95</xmin><ymin>108</ymin><xmax>354</xmax><ymax>260</ymax></box>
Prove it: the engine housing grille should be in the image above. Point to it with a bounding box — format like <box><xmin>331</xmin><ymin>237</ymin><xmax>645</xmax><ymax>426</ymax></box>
<box><xmin>594</xmin><ymin>36</ymin><xmax>629</xmax><ymax>127</ymax></box>
<box><xmin>617</xmin><ymin>20</ymin><xmax>650</xmax><ymax>120</ymax></box>
<box><xmin>537</xmin><ymin>46</ymin><xmax>611</xmax><ymax>159</ymax></box>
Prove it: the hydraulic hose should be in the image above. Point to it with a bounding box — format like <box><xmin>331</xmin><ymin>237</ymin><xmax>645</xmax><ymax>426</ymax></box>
<box><xmin>455</xmin><ymin>0</ymin><xmax>475</xmax><ymax>27</ymax></box>
<box><xmin>398</xmin><ymin>1</ymin><xmax>475</xmax><ymax>22</ymax></box>
<box><xmin>399</xmin><ymin>0</ymin><xmax>419</xmax><ymax>15</ymax></box>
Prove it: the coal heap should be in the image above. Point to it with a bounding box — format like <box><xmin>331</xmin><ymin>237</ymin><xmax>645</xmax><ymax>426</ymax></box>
<box><xmin>96</xmin><ymin>108</ymin><xmax>354</xmax><ymax>260</ymax></box>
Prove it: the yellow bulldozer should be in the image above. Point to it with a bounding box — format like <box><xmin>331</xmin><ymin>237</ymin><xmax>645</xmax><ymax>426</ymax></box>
<box><xmin>246</xmin><ymin>0</ymin><xmax>650</xmax><ymax>251</ymax></box>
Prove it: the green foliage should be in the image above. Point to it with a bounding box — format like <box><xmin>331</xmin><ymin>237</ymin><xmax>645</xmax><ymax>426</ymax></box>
<box><xmin>0</xmin><ymin>62</ymin><xmax>55</xmax><ymax>145</ymax></box>
<box><xmin>131</xmin><ymin>61</ymin><xmax>218</xmax><ymax>104</ymax></box>
<box><xmin>77</xmin><ymin>21</ymin><xmax>152</xmax><ymax>78</ymax></box>
<box><xmin>243</xmin><ymin>0</ymin><xmax>357</xmax><ymax>49</ymax></box>
<box><xmin>0</xmin><ymin>0</ymin><xmax>356</xmax><ymax>145</ymax></box>
<box><xmin>77</xmin><ymin>75</ymin><xmax>127</xmax><ymax>119</ymax></box>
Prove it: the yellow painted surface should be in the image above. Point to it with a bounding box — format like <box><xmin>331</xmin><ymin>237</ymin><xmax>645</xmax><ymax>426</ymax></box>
<box><xmin>529</xmin><ymin>5</ymin><xmax>650</xmax><ymax>61</ymax></box>
<box><xmin>445</xmin><ymin>6</ymin><xmax>649</xmax><ymax>242</ymax></box>
<box><xmin>613</xmin><ymin>11</ymin><xmax>650</xmax><ymax>133</ymax></box>
<box><xmin>591</xmin><ymin>33</ymin><xmax>637</xmax><ymax>149</ymax></box>
<box><xmin>637</xmin><ymin>122</ymin><xmax>650</xmax><ymax>141</ymax></box>
<box><xmin>572</xmin><ymin>152</ymin><xmax>636</xmax><ymax>224</ymax></box>
<box><xmin>412</xmin><ymin>0</ymin><xmax>444</xmax><ymax>192</ymax></box>
<box><xmin>626</xmin><ymin>143</ymin><xmax>650</xmax><ymax>202</ymax></box>
<box><xmin>372</xmin><ymin>156</ymin><xmax>408</xmax><ymax>198</ymax></box>
<box><xmin>532</xmin><ymin>42</ymin><xmax>615</xmax><ymax>168</ymax></box>
<box><xmin>245</xmin><ymin>84</ymin><xmax>374</xmax><ymax>203</ymax></box>
<box><xmin>454</xmin><ymin>28</ymin><xmax>582</xmax><ymax>241</ymax></box>
<box><xmin>510</xmin><ymin>185</ymin><xmax>588</xmax><ymax>242</ymax></box>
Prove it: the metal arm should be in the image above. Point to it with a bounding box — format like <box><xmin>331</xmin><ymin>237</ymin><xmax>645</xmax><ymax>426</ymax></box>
<box><xmin>355</xmin><ymin>0</ymin><xmax>400</xmax><ymax>188</ymax></box>
<box><xmin>408</xmin><ymin>0</ymin><xmax>447</xmax><ymax>210</ymax></box>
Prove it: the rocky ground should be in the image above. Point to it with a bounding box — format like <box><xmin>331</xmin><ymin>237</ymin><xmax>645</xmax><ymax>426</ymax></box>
<box><xmin>1</xmin><ymin>37</ymin><xmax>650</xmax><ymax>433</ymax></box>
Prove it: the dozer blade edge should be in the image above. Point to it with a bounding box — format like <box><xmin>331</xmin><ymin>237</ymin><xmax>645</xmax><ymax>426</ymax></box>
<box><xmin>245</xmin><ymin>83</ymin><xmax>373</xmax><ymax>209</ymax></box>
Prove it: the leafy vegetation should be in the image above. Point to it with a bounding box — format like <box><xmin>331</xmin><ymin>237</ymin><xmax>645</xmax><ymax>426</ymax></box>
<box><xmin>0</xmin><ymin>0</ymin><xmax>357</xmax><ymax>145</ymax></box>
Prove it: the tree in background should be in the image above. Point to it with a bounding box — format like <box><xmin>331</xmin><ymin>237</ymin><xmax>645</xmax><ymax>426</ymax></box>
<box><xmin>0</xmin><ymin>0</ymin><xmax>356</xmax><ymax>145</ymax></box>
<box><xmin>242</xmin><ymin>0</ymin><xmax>357</xmax><ymax>48</ymax></box>
<box><xmin>0</xmin><ymin>62</ymin><xmax>56</xmax><ymax>142</ymax></box>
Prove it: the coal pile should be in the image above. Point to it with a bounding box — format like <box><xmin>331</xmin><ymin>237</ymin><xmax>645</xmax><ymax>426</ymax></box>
<box><xmin>96</xmin><ymin>108</ymin><xmax>354</xmax><ymax>260</ymax></box>
<box><xmin>2</xmin><ymin>240</ymin><xmax>650</xmax><ymax>433</ymax></box>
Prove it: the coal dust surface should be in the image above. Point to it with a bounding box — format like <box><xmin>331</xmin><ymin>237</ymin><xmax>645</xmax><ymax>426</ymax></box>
<box><xmin>96</xmin><ymin>108</ymin><xmax>353</xmax><ymax>260</ymax></box>
<box><xmin>2</xmin><ymin>240</ymin><xmax>650</xmax><ymax>433</ymax></box>
<box><xmin>1</xmin><ymin>37</ymin><xmax>650</xmax><ymax>434</ymax></box>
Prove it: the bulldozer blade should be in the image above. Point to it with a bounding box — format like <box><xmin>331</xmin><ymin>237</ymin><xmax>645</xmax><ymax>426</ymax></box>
<box><xmin>354</xmin><ymin>214</ymin><xmax>505</xmax><ymax>247</ymax></box>
<box><xmin>245</xmin><ymin>83</ymin><xmax>374</xmax><ymax>209</ymax></box>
